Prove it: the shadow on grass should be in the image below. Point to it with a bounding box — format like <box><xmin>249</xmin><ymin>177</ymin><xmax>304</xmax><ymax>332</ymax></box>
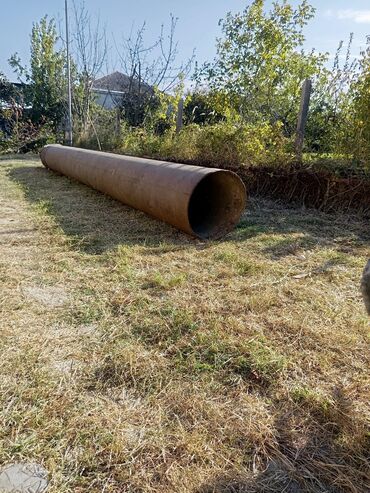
<box><xmin>8</xmin><ymin>165</ymin><xmax>196</xmax><ymax>254</ymax></box>
<box><xmin>234</xmin><ymin>197</ymin><xmax>370</xmax><ymax>257</ymax></box>
<box><xmin>0</xmin><ymin>153</ymin><xmax>39</xmax><ymax>162</ymax></box>
<box><xmin>8</xmin><ymin>164</ymin><xmax>370</xmax><ymax>256</ymax></box>
<box><xmin>197</xmin><ymin>386</ymin><xmax>370</xmax><ymax>493</ymax></box>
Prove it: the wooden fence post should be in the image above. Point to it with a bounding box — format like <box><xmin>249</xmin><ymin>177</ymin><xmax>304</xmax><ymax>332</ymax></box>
<box><xmin>176</xmin><ymin>98</ymin><xmax>184</xmax><ymax>133</ymax></box>
<box><xmin>295</xmin><ymin>78</ymin><xmax>312</xmax><ymax>161</ymax></box>
<box><xmin>115</xmin><ymin>107</ymin><xmax>121</xmax><ymax>138</ymax></box>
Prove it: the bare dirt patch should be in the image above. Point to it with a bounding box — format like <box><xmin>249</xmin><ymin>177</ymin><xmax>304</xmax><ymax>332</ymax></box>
<box><xmin>0</xmin><ymin>463</ymin><xmax>48</xmax><ymax>493</ymax></box>
<box><xmin>21</xmin><ymin>285</ymin><xmax>68</xmax><ymax>308</ymax></box>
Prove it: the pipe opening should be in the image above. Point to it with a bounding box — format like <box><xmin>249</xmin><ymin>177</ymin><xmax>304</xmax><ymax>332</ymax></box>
<box><xmin>188</xmin><ymin>171</ymin><xmax>246</xmax><ymax>239</ymax></box>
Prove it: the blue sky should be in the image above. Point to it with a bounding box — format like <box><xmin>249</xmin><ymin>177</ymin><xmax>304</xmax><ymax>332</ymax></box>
<box><xmin>1</xmin><ymin>0</ymin><xmax>369</xmax><ymax>81</ymax></box>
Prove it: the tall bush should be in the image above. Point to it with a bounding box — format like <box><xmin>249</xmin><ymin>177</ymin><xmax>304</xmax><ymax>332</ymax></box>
<box><xmin>195</xmin><ymin>0</ymin><xmax>326</xmax><ymax>134</ymax></box>
<box><xmin>118</xmin><ymin>121</ymin><xmax>291</xmax><ymax>168</ymax></box>
<box><xmin>9</xmin><ymin>16</ymin><xmax>66</xmax><ymax>137</ymax></box>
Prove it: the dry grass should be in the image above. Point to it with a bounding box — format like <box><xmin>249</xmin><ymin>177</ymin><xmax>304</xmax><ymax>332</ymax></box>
<box><xmin>0</xmin><ymin>155</ymin><xmax>369</xmax><ymax>492</ymax></box>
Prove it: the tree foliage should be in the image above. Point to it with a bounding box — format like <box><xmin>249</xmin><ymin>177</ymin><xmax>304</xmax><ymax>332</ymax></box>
<box><xmin>0</xmin><ymin>72</ymin><xmax>21</xmax><ymax>147</ymax></box>
<box><xmin>0</xmin><ymin>72</ymin><xmax>21</xmax><ymax>106</ymax></box>
<box><xmin>183</xmin><ymin>91</ymin><xmax>224</xmax><ymax>126</ymax></box>
<box><xmin>196</xmin><ymin>0</ymin><xmax>326</xmax><ymax>133</ymax></box>
<box><xmin>304</xmin><ymin>35</ymin><xmax>357</xmax><ymax>153</ymax></box>
<box><xmin>9</xmin><ymin>16</ymin><xmax>66</xmax><ymax>132</ymax></box>
<box><xmin>351</xmin><ymin>38</ymin><xmax>370</xmax><ymax>161</ymax></box>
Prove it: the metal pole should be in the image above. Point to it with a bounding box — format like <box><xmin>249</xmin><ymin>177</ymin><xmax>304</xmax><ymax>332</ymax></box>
<box><xmin>65</xmin><ymin>0</ymin><xmax>73</xmax><ymax>146</ymax></box>
<box><xmin>295</xmin><ymin>78</ymin><xmax>312</xmax><ymax>161</ymax></box>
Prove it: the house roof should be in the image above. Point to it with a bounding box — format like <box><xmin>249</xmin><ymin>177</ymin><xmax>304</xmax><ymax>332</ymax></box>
<box><xmin>93</xmin><ymin>71</ymin><xmax>153</xmax><ymax>94</ymax></box>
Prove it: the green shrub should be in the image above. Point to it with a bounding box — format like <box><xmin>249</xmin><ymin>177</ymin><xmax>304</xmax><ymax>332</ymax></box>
<box><xmin>337</xmin><ymin>41</ymin><xmax>370</xmax><ymax>168</ymax></box>
<box><xmin>75</xmin><ymin>107</ymin><xmax>119</xmax><ymax>152</ymax></box>
<box><xmin>118</xmin><ymin>121</ymin><xmax>292</xmax><ymax>168</ymax></box>
<box><xmin>194</xmin><ymin>121</ymin><xmax>291</xmax><ymax>167</ymax></box>
<box><xmin>184</xmin><ymin>91</ymin><xmax>225</xmax><ymax>125</ymax></box>
<box><xmin>0</xmin><ymin>120</ymin><xmax>54</xmax><ymax>155</ymax></box>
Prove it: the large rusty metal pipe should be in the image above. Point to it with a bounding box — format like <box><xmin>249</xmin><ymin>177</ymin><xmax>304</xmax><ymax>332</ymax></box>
<box><xmin>40</xmin><ymin>145</ymin><xmax>246</xmax><ymax>239</ymax></box>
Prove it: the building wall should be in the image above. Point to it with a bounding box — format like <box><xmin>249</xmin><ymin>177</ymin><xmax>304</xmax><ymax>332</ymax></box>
<box><xmin>93</xmin><ymin>90</ymin><xmax>124</xmax><ymax>110</ymax></box>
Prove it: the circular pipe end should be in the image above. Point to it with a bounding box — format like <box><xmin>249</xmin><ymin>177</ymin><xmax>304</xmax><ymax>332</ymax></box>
<box><xmin>40</xmin><ymin>144</ymin><xmax>62</xmax><ymax>168</ymax></box>
<box><xmin>187</xmin><ymin>170</ymin><xmax>246</xmax><ymax>239</ymax></box>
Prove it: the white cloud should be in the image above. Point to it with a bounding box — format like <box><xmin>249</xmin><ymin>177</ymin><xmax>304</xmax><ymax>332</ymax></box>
<box><xmin>326</xmin><ymin>9</ymin><xmax>370</xmax><ymax>24</ymax></box>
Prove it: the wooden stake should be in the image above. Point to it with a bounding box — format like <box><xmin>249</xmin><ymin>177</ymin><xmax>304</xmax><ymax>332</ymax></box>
<box><xmin>176</xmin><ymin>98</ymin><xmax>184</xmax><ymax>133</ymax></box>
<box><xmin>295</xmin><ymin>79</ymin><xmax>312</xmax><ymax>161</ymax></box>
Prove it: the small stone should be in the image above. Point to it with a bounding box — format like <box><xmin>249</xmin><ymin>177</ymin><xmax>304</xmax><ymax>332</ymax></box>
<box><xmin>0</xmin><ymin>463</ymin><xmax>48</xmax><ymax>492</ymax></box>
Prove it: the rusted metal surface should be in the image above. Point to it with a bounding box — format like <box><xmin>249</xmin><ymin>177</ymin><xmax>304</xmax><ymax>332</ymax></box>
<box><xmin>40</xmin><ymin>145</ymin><xmax>246</xmax><ymax>239</ymax></box>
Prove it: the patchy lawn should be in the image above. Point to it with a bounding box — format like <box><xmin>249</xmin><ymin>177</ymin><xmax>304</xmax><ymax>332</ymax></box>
<box><xmin>0</xmin><ymin>155</ymin><xmax>369</xmax><ymax>493</ymax></box>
